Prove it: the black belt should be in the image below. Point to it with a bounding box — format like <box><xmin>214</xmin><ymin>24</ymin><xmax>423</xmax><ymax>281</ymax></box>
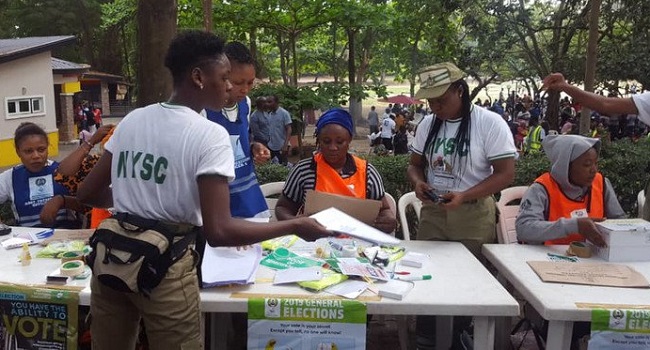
<box><xmin>113</xmin><ymin>212</ymin><xmax>196</xmax><ymax>235</ymax></box>
<box><xmin>113</xmin><ymin>212</ymin><xmax>198</xmax><ymax>261</ymax></box>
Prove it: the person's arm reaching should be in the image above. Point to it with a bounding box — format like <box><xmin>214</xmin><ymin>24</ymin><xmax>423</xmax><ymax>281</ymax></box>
<box><xmin>77</xmin><ymin>152</ymin><xmax>114</xmax><ymax>208</ymax></box>
<box><xmin>198</xmin><ymin>175</ymin><xmax>331</xmax><ymax>246</ymax></box>
<box><xmin>57</xmin><ymin>124</ymin><xmax>113</xmax><ymax>176</ymax></box>
<box><xmin>543</xmin><ymin>73</ymin><xmax>639</xmax><ymax>116</ymax></box>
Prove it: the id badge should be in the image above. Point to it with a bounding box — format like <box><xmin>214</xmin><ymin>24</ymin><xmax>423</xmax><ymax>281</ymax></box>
<box><xmin>432</xmin><ymin>171</ymin><xmax>455</xmax><ymax>190</ymax></box>
<box><xmin>29</xmin><ymin>174</ymin><xmax>54</xmax><ymax>201</ymax></box>
<box><xmin>570</xmin><ymin>209</ymin><xmax>588</xmax><ymax>218</ymax></box>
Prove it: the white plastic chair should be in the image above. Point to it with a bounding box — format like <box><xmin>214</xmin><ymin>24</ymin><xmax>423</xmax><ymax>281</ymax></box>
<box><xmin>259</xmin><ymin>182</ymin><xmax>285</xmax><ymax>221</ymax></box>
<box><xmin>496</xmin><ymin>186</ymin><xmax>528</xmax><ymax>244</ymax></box>
<box><xmin>397</xmin><ymin>192</ymin><xmax>421</xmax><ymax>241</ymax></box>
<box><xmin>638</xmin><ymin>190</ymin><xmax>645</xmax><ymax>219</ymax></box>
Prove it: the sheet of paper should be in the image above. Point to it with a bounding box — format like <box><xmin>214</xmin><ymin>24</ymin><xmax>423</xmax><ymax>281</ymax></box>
<box><xmin>201</xmin><ymin>244</ymin><xmax>262</xmax><ymax>287</ymax></box>
<box><xmin>527</xmin><ymin>261</ymin><xmax>650</xmax><ymax>288</ymax></box>
<box><xmin>273</xmin><ymin>266</ymin><xmax>323</xmax><ymax>284</ymax></box>
<box><xmin>310</xmin><ymin>207</ymin><xmax>400</xmax><ymax>245</ymax></box>
<box><xmin>325</xmin><ymin>280</ymin><xmax>369</xmax><ymax>299</ymax></box>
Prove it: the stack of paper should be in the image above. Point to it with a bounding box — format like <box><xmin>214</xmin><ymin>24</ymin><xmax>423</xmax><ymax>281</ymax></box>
<box><xmin>1</xmin><ymin>228</ymin><xmax>54</xmax><ymax>249</ymax></box>
<box><xmin>201</xmin><ymin>244</ymin><xmax>262</xmax><ymax>288</ymax></box>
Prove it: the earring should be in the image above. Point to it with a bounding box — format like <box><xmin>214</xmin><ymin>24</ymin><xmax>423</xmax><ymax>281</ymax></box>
<box><xmin>199</xmin><ymin>83</ymin><xmax>204</xmax><ymax>90</ymax></box>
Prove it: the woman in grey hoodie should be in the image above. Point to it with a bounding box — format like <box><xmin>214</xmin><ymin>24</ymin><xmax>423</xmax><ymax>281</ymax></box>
<box><xmin>516</xmin><ymin>134</ymin><xmax>625</xmax><ymax>245</ymax></box>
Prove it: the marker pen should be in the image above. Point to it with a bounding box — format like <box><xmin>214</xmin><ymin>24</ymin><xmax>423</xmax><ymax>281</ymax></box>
<box><xmin>396</xmin><ymin>275</ymin><xmax>431</xmax><ymax>281</ymax></box>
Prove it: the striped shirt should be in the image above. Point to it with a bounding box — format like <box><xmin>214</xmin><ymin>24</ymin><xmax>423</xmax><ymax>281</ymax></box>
<box><xmin>282</xmin><ymin>154</ymin><xmax>385</xmax><ymax>205</ymax></box>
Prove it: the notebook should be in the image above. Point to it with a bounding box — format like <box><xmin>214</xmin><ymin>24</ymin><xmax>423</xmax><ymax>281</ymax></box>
<box><xmin>201</xmin><ymin>244</ymin><xmax>262</xmax><ymax>287</ymax></box>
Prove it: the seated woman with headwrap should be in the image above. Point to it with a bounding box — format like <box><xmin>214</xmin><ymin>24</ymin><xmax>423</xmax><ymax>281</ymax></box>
<box><xmin>275</xmin><ymin>108</ymin><xmax>397</xmax><ymax>233</ymax></box>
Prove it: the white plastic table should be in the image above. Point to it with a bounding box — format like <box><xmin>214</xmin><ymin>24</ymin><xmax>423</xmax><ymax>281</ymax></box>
<box><xmin>0</xmin><ymin>228</ymin><xmax>519</xmax><ymax>350</ymax></box>
<box><xmin>201</xmin><ymin>240</ymin><xmax>519</xmax><ymax>350</ymax></box>
<box><xmin>0</xmin><ymin>226</ymin><xmax>92</xmax><ymax>304</ymax></box>
<box><xmin>483</xmin><ymin>243</ymin><xmax>650</xmax><ymax>350</ymax></box>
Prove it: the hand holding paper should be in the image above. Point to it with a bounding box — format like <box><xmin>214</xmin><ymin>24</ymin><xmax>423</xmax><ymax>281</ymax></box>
<box><xmin>309</xmin><ymin>207</ymin><xmax>400</xmax><ymax>245</ymax></box>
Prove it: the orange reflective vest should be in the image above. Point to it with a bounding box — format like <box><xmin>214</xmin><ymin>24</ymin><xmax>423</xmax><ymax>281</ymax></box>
<box><xmin>313</xmin><ymin>153</ymin><xmax>367</xmax><ymax>198</ymax></box>
<box><xmin>535</xmin><ymin>172</ymin><xmax>604</xmax><ymax>245</ymax></box>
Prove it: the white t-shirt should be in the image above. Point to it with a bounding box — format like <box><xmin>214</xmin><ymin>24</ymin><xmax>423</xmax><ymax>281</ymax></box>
<box><xmin>380</xmin><ymin>118</ymin><xmax>396</xmax><ymax>138</ymax></box>
<box><xmin>632</xmin><ymin>93</ymin><xmax>650</xmax><ymax>125</ymax></box>
<box><xmin>410</xmin><ymin>106</ymin><xmax>517</xmax><ymax>193</ymax></box>
<box><xmin>105</xmin><ymin>103</ymin><xmax>235</xmax><ymax>227</ymax></box>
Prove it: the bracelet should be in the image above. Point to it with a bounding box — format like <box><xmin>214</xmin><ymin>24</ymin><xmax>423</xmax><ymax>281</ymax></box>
<box><xmin>81</xmin><ymin>140</ymin><xmax>93</xmax><ymax>151</ymax></box>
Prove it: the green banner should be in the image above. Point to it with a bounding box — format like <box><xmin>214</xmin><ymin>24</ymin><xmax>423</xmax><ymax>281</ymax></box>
<box><xmin>590</xmin><ymin>309</ymin><xmax>650</xmax><ymax>349</ymax></box>
<box><xmin>248</xmin><ymin>298</ymin><xmax>366</xmax><ymax>350</ymax></box>
<box><xmin>0</xmin><ymin>283</ymin><xmax>79</xmax><ymax>350</ymax></box>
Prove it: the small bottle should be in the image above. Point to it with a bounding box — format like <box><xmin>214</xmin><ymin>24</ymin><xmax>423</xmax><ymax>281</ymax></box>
<box><xmin>20</xmin><ymin>243</ymin><xmax>31</xmax><ymax>266</ymax></box>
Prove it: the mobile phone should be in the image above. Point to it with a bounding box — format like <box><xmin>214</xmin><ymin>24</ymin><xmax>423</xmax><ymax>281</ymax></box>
<box><xmin>425</xmin><ymin>190</ymin><xmax>450</xmax><ymax>203</ymax></box>
<box><xmin>0</xmin><ymin>223</ymin><xmax>11</xmax><ymax>236</ymax></box>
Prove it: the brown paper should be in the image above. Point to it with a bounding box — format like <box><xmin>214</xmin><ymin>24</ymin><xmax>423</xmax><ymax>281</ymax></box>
<box><xmin>527</xmin><ymin>261</ymin><xmax>650</xmax><ymax>288</ymax></box>
<box><xmin>303</xmin><ymin>190</ymin><xmax>381</xmax><ymax>225</ymax></box>
<box><xmin>40</xmin><ymin>229</ymin><xmax>94</xmax><ymax>245</ymax></box>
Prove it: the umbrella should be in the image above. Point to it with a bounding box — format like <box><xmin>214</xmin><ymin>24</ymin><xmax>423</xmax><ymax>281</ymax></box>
<box><xmin>379</xmin><ymin>94</ymin><xmax>423</xmax><ymax>105</ymax></box>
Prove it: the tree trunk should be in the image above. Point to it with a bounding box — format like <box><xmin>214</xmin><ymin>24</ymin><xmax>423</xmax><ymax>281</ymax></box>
<box><xmin>202</xmin><ymin>0</ymin><xmax>212</xmax><ymax>32</ymax></box>
<box><xmin>249</xmin><ymin>29</ymin><xmax>260</xmax><ymax>78</ymax></box>
<box><xmin>347</xmin><ymin>28</ymin><xmax>359</xmax><ymax>136</ymax></box>
<box><xmin>137</xmin><ymin>0</ymin><xmax>177</xmax><ymax>107</ymax></box>
<box><xmin>547</xmin><ymin>90</ymin><xmax>561</xmax><ymax>131</ymax></box>
<box><xmin>581</xmin><ymin>0</ymin><xmax>602</xmax><ymax>134</ymax></box>
<box><xmin>277</xmin><ymin>33</ymin><xmax>289</xmax><ymax>85</ymax></box>
<box><xmin>291</xmin><ymin>33</ymin><xmax>298</xmax><ymax>87</ymax></box>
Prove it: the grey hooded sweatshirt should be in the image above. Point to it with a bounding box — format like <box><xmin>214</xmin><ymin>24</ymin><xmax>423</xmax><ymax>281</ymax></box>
<box><xmin>516</xmin><ymin>135</ymin><xmax>625</xmax><ymax>243</ymax></box>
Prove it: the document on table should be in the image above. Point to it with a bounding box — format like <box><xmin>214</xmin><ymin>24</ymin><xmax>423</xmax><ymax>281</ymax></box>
<box><xmin>325</xmin><ymin>280</ymin><xmax>369</xmax><ymax>299</ymax></box>
<box><xmin>527</xmin><ymin>261</ymin><xmax>650</xmax><ymax>288</ymax></box>
<box><xmin>201</xmin><ymin>244</ymin><xmax>262</xmax><ymax>288</ymax></box>
<box><xmin>310</xmin><ymin>207</ymin><xmax>400</xmax><ymax>245</ymax></box>
<box><xmin>273</xmin><ymin>267</ymin><xmax>323</xmax><ymax>284</ymax></box>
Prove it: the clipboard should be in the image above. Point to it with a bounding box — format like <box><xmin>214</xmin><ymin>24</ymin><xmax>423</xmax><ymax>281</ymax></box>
<box><xmin>304</xmin><ymin>190</ymin><xmax>381</xmax><ymax>225</ymax></box>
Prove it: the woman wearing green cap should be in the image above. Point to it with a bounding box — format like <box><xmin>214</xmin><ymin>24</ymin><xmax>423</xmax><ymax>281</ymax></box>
<box><xmin>407</xmin><ymin>62</ymin><xmax>517</xmax><ymax>349</ymax></box>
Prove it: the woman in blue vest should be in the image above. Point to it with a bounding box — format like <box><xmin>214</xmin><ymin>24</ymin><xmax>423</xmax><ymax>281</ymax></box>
<box><xmin>205</xmin><ymin>41</ymin><xmax>270</xmax><ymax>219</ymax></box>
<box><xmin>0</xmin><ymin>122</ymin><xmax>82</xmax><ymax>228</ymax></box>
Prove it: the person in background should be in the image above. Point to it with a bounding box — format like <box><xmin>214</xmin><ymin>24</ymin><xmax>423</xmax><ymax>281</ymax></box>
<box><xmin>275</xmin><ymin>108</ymin><xmax>396</xmax><ymax>233</ymax></box>
<box><xmin>393</xmin><ymin>125</ymin><xmax>409</xmax><ymax>155</ymax></box>
<box><xmin>379</xmin><ymin>113</ymin><xmax>395</xmax><ymax>151</ymax></box>
<box><xmin>367</xmin><ymin>105</ymin><xmax>379</xmax><ymax>135</ymax></box>
<box><xmin>249</xmin><ymin>96</ymin><xmax>270</xmax><ymax>147</ymax></box>
<box><xmin>93</xmin><ymin>106</ymin><xmax>102</xmax><ymax>130</ymax></box>
<box><xmin>543</xmin><ymin>72</ymin><xmax>650</xmax><ymax>221</ymax></box>
<box><xmin>524</xmin><ymin>115</ymin><xmax>544</xmax><ymax>154</ymax></box>
<box><xmin>516</xmin><ymin>135</ymin><xmax>625</xmax><ymax>246</ymax></box>
<box><xmin>0</xmin><ymin>122</ymin><xmax>84</xmax><ymax>228</ymax></box>
<box><xmin>266</xmin><ymin>95</ymin><xmax>292</xmax><ymax>165</ymax></box>
<box><xmin>205</xmin><ymin>41</ymin><xmax>271</xmax><ymax>219</ymax></box>
<box><xmin>407</xmin><ymin>62</ymin><xmax>516</xmax><ymax>350</ymax></box>
<box><xmin>77</xmin><ymin>30</ymin><xmax>331</xmax><ymax>350</ymax></box>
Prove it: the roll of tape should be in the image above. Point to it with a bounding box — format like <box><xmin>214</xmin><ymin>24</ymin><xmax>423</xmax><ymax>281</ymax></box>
<box><xmin>566</xmin><ymin>241</ymin><xmax>592</xmax><ymax>258</ymax></box>
<box><xmin>340</xmin><ymin>245</ymin><xmax>357</xmax><ymax>257</ymax></box>
<box><xmin>61</xmin><ymin>251</ymin><xmax>84</xmax><ymax>263</ymax></box>
<box><xmin>60</xmin><ymin>261</ymin><xmax>85</xmax><ymax>277</ymax></box>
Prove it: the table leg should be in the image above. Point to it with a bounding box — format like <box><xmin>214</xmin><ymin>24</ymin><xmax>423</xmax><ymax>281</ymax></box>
<box><xmin>435</xmin><ymin>316</ymin><xmax>453</xmax><ymax>350</ymax></box>
<box><xmin>494</xmin><ymin>316</ymin><xmax>511</xmax><ymax>350</ymax></box>
<box><xmin>209</xmin><ymin>313</ymin><xmax>231</xmax><ymax>350</ymax></box>
<box><xmin>473</xmin><ymin>316</ymin><xmax>495</xmax><ymax>350</ymax></box>
<box><xmin>547</xmin><ymin>320</ymin><xmax>573</xmax><ymax>350</ymax></box>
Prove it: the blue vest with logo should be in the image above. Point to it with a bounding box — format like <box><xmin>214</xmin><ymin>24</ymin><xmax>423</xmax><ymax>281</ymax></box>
<box><xmin>206</xmin><ymin>100</ymin><xmax>270</xmax><ymax>218</ymax></box>
<box><xmin>12</xmin><ymin>162</ymin><xmax>70</xmax><ymax>227</ymax></box>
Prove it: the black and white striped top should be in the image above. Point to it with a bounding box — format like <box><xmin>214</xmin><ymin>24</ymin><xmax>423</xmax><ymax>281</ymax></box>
<box><xmin>282</xmin><ymin>154</ymin><xmax>386</xmax><ymax>206</ymax></box>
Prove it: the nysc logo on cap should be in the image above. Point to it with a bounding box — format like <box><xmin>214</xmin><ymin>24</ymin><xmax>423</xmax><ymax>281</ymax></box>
<box><xmin>414</xmin><ymin>62</ymin><xmax>465</xmax><ymax>100</ymax></box>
